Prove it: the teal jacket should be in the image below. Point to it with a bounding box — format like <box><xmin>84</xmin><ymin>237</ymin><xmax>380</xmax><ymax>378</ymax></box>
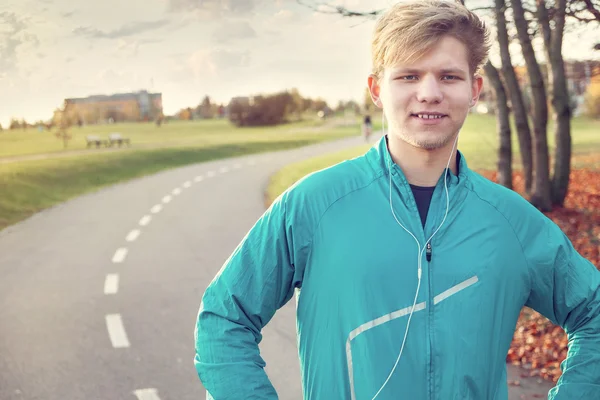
<box><xmin>194</xmin><ymin>136</ymin><xmax>600</xmax><ymax>399</ymax></box>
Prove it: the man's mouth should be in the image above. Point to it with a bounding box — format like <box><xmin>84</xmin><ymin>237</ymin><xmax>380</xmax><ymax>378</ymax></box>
<box><xmin>411</xmin><ymin>112</ymin><xmax>447</xmax><ymax>120</ymax></box>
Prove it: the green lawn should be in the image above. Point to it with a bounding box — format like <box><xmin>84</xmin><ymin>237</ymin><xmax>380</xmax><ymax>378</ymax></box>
<box><xmin>0</xmin><ymin>118</ymin><xmax>360</xmax><ymax>231</ymax></box>
<box><xmin>266</xmin><ymin>114</ymin><xmax>600</xmax><ymax>205</ymax></box>
<box><xmin>0</xmin><ymin>117</ymin><xmax>336</xmax><ymax>159</ymax></box>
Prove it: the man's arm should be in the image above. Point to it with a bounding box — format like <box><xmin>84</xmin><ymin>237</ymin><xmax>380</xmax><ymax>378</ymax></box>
<box><xmin>523</xmin><ymin>215</ymin><xmax>600</xmax><ymax>399</ymax></box>
<box><xmin>194</xmin><ymin>193</ymin><xmax>308</xmax><ymax>399</ymax></box>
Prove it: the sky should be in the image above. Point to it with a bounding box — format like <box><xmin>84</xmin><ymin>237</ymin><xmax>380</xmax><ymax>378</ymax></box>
<box><xmin>0</xmin><ymin>0</ymin><xmax>598</xmax><ymax>128</ymax></box>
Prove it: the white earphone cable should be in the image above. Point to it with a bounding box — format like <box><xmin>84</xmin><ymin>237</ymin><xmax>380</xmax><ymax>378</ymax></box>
<box><xmin>371</xmin><ymin>112</ymin><xmax>459</xmax><ymax>400</ymax></box>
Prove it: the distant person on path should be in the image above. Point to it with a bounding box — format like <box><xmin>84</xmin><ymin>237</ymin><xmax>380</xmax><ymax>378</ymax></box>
<box><xmin>363</xmin><ymin>114</ymin><xmax>373</xmax><ymax>141</ymax></box>
<box><xmin>194</xmin><ymin>1</ymin><xmax>600</xmax><ymax>399</ymax></box>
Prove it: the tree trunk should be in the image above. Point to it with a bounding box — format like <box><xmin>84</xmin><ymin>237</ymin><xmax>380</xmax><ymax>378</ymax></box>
<box><xmin>512</xmin><ymin>0</ymin><xmax>552</xmax><ymax>211</ymax></box>
<box><xmin>484</xmin><ymin>62</ymin><xmax>513</xmax><ymax>189</ymax></box>
<box><xmin>537</xmin><ymin>0</ymin><xmax>572</xmax><ymax>206</ymax></box>
<box><xmin>494</xmin><ymin>0</ymin><xmax>533</xmax><ymax>193</ymax></box>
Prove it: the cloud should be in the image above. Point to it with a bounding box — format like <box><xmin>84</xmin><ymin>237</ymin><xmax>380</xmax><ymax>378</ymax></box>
<box><xmin>0</xmin><ymin>12</ymin><xmax>27</xmax><ymax>34</ymax></box>
<box><xmin>171</xmin><ymin>48</ymin><xmax>251</xmax><ymax>82</ymax></box>
<box><xmin>167</xmin><ymin>0</ymin><xmax>257</xmax><ymax>18</ymax></box>
<box><xmin>261</xmin><ymin>8</ymin><xmax>301</xmax><ymax>35</ymax></box>
<box><xmin>0</xmin><ymin>12</ymin><xmax>39</xmax><ymax>79</ymax></box>
<box><xmin>95</xmin><ymin>69</ymin><xmax>142</xmax><ymax>92</ymax></box>
<box><xmin>191</xmin><ymin>48</ymin><xmax>251</xmax><ymax>73</ymax></box>
<box><xmin>212</xmin><ymin>21</ymin><xmax>256</xmax><ymax>43</ymax></box>
<box><xmin>116</xmin><ymin>38</ymin><xmax>163</xmax><ymax>56</ymax></box>
<box><xmin>272</xmin><ymin>9</ymin><xmax>298</xmax><ymax>22</ymax></box>
<box><xmin>61</xmin><ymin>11</ymin><xmax>75</xmax><ymax>18</ymax></box>
<box><xmin>73</xmin><ymin>19</ymin><xmax>171</xmax><ymax>39</ymax></box>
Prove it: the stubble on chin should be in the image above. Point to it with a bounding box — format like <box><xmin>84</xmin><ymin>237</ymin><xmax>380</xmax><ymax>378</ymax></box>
<box><xmin>396</xmin><ymin>129</ymin><xmax>455</xmax><ymax>151</ymax></box>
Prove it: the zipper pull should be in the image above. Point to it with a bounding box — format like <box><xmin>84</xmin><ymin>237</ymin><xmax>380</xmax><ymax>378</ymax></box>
<box><xmin>426</xmin><ymin>243</ymin><xmax>432</xmax><ymax>262</ymax></box>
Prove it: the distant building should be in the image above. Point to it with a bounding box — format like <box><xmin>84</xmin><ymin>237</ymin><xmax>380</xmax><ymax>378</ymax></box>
<box><xmin>512</xmin><ymin>60</ymin><xmax>600</xmax><ymax>115</ymax></box>
<box><xmin>564</xmin><ymin>60</ymin><xmax>600</xmax><ymax>115</ymax></box>
<box><xmin>62</xmin><ymin>90</ymin><xmax>163</xmax><ymax>124</ymax></box>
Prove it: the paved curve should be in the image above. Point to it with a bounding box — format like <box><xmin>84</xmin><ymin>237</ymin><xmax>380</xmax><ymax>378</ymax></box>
<box><xmin>0</xmin><ymin>134</ymin><xmax>552</xmax><ymax>399</ymax></box>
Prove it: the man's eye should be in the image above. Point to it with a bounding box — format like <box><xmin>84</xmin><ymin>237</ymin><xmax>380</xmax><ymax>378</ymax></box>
<box><xmin>442</xmin><ymin>75</ymin><xmax>460</xmax><ymax>80</ymax></box>
<box><xmin>397</xmin><ymin>76</ymin><xmax>418</xmax><ymax>80</ymax></box>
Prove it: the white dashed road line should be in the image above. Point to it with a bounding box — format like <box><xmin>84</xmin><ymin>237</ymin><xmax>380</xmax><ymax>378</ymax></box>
<box><xmin>112</xmin><ymin>248</ymin><xmax>128</xmax><ymax>263</ymax></box>
<box><xmin>103</xmin><ymin>164</ymin><xmax>246</xmax><ymax>372</ymax></box>
<box><xmin>126</xmin><ymin>229</ymin><xmax>141</xmax><ymax>242</ymax></box>
<box><xmin>104</xmin><ymin>274</ymin><xmax>119</xmax><ymax>295</ymax></box>
<box><xmin>105</xmin><ymin>314</ymin><xmax>130</xmax><ymax>348</ymax></box>
<box><xmin>134</xmin><ymin>388</ymin><xmax>161</xmax><ymax>400</ymax></box>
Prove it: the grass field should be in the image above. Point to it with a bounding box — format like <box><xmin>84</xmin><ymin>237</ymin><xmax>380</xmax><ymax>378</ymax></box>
<box><xmin>0</xmin><ymin>118</ymin><xmax>360</xmax><ymax>231</ymax></box>
<box><xmin>267</xmin><ymin>114</ymin><xmax>600</xmax><ymax>205</ymax></box>
<box><xmin>0</xmin><ymin>118</ymin><xmax>333</xmax><ymax>159</ymax></box>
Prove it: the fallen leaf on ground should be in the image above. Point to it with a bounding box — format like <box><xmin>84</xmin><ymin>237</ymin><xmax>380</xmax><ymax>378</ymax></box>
<box><xmin>482</xmin><ymin>168</ymin><xmax>600</xmax><ymax>383</ymax></box>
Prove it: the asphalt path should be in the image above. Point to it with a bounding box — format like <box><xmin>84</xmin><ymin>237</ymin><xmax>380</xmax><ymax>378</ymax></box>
<box><xmin>0</xmin><ymin>134</ymin><xmax>553</xmax><ymax>400</ymax></box>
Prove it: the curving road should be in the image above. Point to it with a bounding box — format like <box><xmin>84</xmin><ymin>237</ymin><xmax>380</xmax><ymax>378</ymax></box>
<box><xmin>0</xmin><ymin>134</ymin><xmax>552</xmax><ymax>400</ymax></box>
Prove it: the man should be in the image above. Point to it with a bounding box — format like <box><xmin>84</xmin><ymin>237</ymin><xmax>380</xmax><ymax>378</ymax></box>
<box><xmin>194</xmin><ymin>1</ymin><xmax>600</xmax><ymax>399</ymax></box>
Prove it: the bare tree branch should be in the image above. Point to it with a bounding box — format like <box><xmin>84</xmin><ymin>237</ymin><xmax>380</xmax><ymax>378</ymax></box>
<box><xmin>582</xmin><ymin>0</ymin><xmax>600</xmax><ymax>20</ymax></box>
<box><xmin>566</xmin><ymin>11</ymin><xmax>598</xmax><ymax>20</ymax></box>
<box><xmin>295</xmin><ymin>0</ymin><xmax>383</xmax><ymax>18</ymax></box>
<box><xmin>564</xmin><ymin>0</ymin><xmax>600</xmax><ymax>23</ymax></box>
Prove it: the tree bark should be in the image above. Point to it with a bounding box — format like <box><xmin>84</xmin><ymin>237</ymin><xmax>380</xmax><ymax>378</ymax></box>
<box><xmin>538</xmin><ymin>0</ymin><xmax>572</xmax><ymax>206</ymax></box>
<box><xmin>484</xmin><ymin>62</ymin><xmax>513</xmax><ymax>189</ymax></box>
<box><xmin>495</xmin><ymin>0</ymin><xmax>533</xmax><ymax>193</ymax></box>
<box><xmin>512</xmin><ymin>0</ymin><xmax>552</xmax><ymax>211</ymax></box>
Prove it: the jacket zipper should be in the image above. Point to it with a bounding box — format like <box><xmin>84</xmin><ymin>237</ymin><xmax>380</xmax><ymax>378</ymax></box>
<box><xmin>426</xmin><ymin>242</ymin><xmax>432</xmax><ymax>262</ymax></box>
<box><xmin>427</xmin><ymin>242</ymin><xmax>433</xmax><ymax>400</ymax></box>
<box><xmin>406</xmin><ymin>181</ymin><xmax>435</xmax><ymax>400</ymax></box>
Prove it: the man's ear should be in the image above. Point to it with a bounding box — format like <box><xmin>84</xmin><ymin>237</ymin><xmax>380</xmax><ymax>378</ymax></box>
<box><xmin>469</xmin><ymin>74</ymin><xmax>484</xmax><ymax>108</ymax></box>
<box><xmin>368</xmin><ymin>74</ymin><xmax>383</xmax><ymax>108</ymax></box>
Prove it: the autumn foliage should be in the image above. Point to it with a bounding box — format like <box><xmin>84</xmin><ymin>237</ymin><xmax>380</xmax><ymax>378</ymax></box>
<box><xmin>481</xmin><ymin>168</ymin><xmax>600</xmax><ymax>383</ymax></box>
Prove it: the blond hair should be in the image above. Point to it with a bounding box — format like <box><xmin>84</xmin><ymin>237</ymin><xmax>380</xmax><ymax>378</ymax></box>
<box><xmin>371</xmin><ymin>0</ymin><xmax>491</xmax><ymax>78</ymax></box>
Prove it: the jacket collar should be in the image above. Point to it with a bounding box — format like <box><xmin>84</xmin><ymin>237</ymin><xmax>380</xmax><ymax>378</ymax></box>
<box><xmin>366</xmin><ymin>135</ymin><xmax>471</xmax><ymax>240</ymax></box>
<box><xmin>367</xmin><ymin>134</ymin><xmax>470</xmax><ymax>190</ymax></box>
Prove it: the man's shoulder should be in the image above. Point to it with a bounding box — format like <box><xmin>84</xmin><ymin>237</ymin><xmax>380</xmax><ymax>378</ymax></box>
<box><xmin>283</xmin><ymin>153</ymin><xmax>381</xmax><ymax>214</ymax></box>
<box><xmin>467</xmin><ymin>171</ymin><xmax>544</xmax><ymax>221</ymax></box>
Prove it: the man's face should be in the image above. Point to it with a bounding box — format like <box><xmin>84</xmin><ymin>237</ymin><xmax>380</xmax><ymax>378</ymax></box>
<box><xmin>369</xmin><ymin>36</ymin><xmax>483</xmax><ymax>151</ymax></box>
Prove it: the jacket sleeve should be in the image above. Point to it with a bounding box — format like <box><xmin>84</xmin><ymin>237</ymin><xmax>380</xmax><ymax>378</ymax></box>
<box><xmin>523</xmin><ymin>214</ymin><xmax>600</xmax><ymax>399</ymax></box>
<box><xmin>194</xmin><ymin>192</ymin><xmax>308</xmax><ymax>399</ymax></box>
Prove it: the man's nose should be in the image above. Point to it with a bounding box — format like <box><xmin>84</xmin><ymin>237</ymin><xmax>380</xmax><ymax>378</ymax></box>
<box><xmin>416</xmin><ymin>75</ymin><xmax>443</xmax><ymax>104</ymax></box>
